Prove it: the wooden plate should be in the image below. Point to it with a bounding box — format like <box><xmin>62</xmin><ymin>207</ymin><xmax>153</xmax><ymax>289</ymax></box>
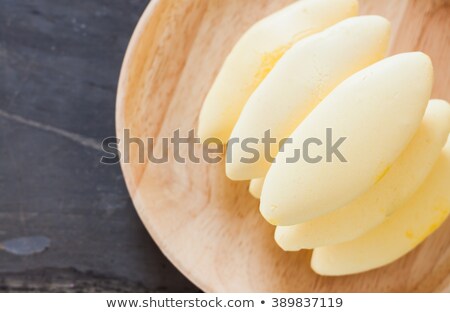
<box><xmin>116</xmin><ymin>0</ymin><xmax>450</xmax><ymax>292</ymax></box>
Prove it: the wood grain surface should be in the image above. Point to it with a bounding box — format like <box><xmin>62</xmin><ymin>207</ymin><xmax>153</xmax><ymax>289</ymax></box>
<box><xmin>117</xmin><ymin>0</ymin><xmax>450</xmax><ymax>292</ymax></box>
<box><xmin>0</xmin><ymin>0</ymin><xmax>199</xmax><ymax>292</ymax></box>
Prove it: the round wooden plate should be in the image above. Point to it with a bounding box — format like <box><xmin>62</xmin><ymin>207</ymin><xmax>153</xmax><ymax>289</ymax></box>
<box><xmin>116</xmin><ymin>0</ymin><xmax>450</xmax><ymax>292</ymax></box>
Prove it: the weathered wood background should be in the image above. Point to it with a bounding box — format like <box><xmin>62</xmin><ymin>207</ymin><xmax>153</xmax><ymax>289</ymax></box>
<box><xmin>0</xmin><ymin>0</ymin><xmax>198</xmax><ymax>292</ymax></box>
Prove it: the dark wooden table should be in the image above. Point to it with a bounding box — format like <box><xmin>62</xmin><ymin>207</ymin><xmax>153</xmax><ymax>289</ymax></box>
<box><xmin>0</xmin><ymin>0</ymin><xmax>199</xmax><ymax>292</ymax></box>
